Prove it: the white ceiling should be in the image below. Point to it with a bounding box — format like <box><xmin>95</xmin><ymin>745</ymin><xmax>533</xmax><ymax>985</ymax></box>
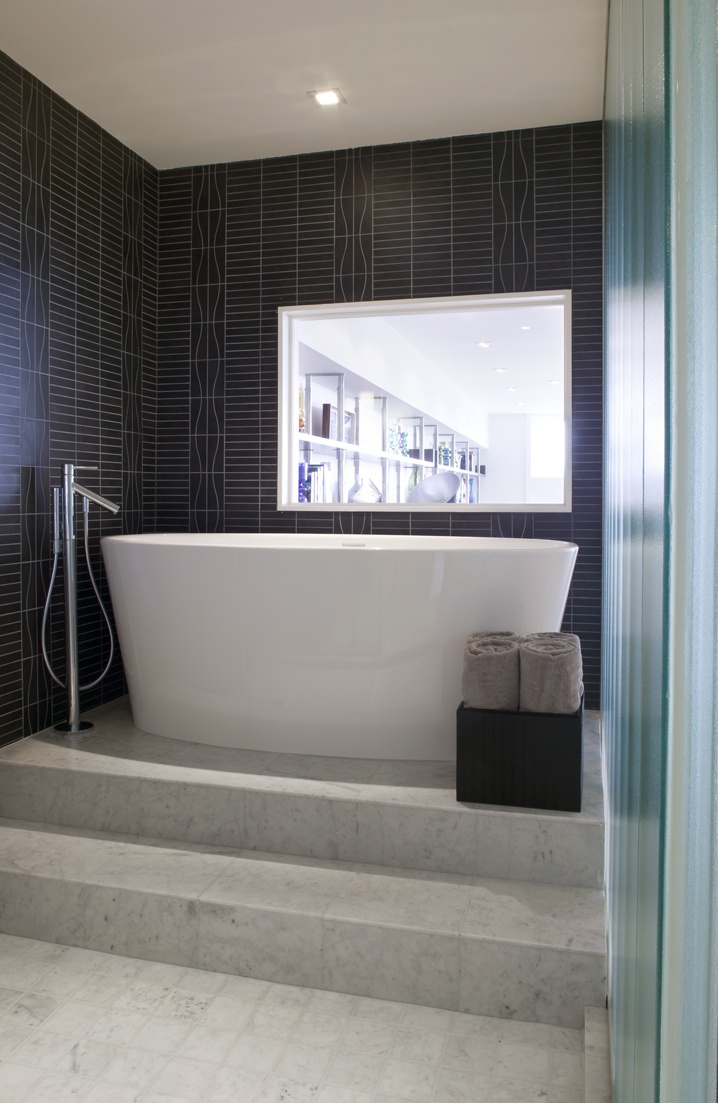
<box><xmin>0</xmin><ymin>0</ymin><xmax>608</xmax><ymax>169</ymax></box>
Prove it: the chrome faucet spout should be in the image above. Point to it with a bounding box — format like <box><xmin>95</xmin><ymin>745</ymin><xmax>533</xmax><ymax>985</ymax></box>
<box><xmin>71</xmin><ymin>481</ymin><xmax>120</xmax><ymax>515</ymax></box>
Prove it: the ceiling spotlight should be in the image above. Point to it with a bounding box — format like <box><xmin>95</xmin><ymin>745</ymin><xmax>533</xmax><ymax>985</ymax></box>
<box><xmin>506</xmin><ymin>387</ymin><xmax>517</xmax><ymax>393</ymax></box>
<box><xmin>548</xmin><ymin>379</ymin><xmax>561</xmax><ymax>385</ymax></box>
<box><xmin>494</xmin><ymin>368</ymin><xmax>506</xmax><ymax>374</ymax></box>
<box><xmin>309</xmin><ymin>88</ymin><xmax>345</xmax><ymax>106</ymax></box>
<box><xmin>477</xmin><ymin>341</ymin><xmax>491</xmax><ymax>348</ymax></box>
<box><xmin>521</xmin><ymin>326</ymin><xmax>530</xmax><ymax>331</ymax></box>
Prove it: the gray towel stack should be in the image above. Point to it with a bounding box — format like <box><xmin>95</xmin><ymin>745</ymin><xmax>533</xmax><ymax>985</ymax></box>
<box><xmin>467</xmin><ymin>630</ymin><xmax>520</xmax><ymax>645</ymax></box>
<box><xmin>519</xmin><ymin>632</ymin><xmax>583</xmax><ymax>715</ymax></box>
<box><xmin>462</xmin><ymin>631</ymin><xmax>520</xmax><ymax>711</ymax></box>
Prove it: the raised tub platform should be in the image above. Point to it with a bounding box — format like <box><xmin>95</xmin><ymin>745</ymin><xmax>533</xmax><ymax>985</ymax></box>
<box><xmin>0</xmin><ymin>698</ymin><xmax>606</xmax><ymax>1028</ymax></box>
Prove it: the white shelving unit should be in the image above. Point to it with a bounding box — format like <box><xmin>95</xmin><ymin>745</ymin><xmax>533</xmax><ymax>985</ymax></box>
<box><xmin>296</xmin><ymin>371</ymin><xmax>482</xmax><ymax>507</ymax></box>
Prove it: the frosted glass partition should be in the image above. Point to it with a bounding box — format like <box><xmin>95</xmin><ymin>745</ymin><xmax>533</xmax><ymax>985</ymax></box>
<box><xmin>277</xmin><ymin>290</ymin><xmax>572</xmax><ymax>512</ymax></box>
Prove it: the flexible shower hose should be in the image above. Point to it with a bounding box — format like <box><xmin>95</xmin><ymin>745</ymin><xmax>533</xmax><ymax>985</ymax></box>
<box><xmin>41</xmin><ymin>499</ymin><xmax>115</xmax><ymax>691</ymax></box>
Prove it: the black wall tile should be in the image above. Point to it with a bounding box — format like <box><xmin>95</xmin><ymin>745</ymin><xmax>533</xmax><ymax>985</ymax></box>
<box><xmin>0</xmin><ymin>50</ymin><xmax>158</xmax><ymax>746</ymax></box>
<box><xmin>156</xmin><ymin>121</ymin><xmax>604</xmax><ymax>707</ymax></box>
<box><xmin>0</xmin><ymin>43</ymin><xmax>603</xmax><ymax>733</ymax></box>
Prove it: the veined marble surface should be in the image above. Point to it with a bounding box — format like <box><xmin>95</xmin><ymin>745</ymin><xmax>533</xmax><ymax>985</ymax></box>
<box><xmin>0</xmin><ymin>932</ymin><xmax>592</xmax><ymax>1103</ymax></box>
<box><xmin>0</xmin><ymin>698</ymin><xmax>605</xmax><ymax>888</ymax></box>
<box><xmin>0</xmin><ymin>818</ymin><xmax>606</xmax><ymax>1027</ymax></box>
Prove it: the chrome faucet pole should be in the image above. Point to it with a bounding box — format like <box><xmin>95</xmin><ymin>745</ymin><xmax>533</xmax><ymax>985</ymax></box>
<box><xmin>55</xmin><ymin>463</ymin><xmax>94</xmax><ymax>732</ymax></box>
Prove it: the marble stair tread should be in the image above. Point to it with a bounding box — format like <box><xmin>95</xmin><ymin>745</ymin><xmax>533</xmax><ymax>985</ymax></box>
<box><xmin>0</xmin><ymin>697</ymin><xmax>604</xmax><ymax>818</ymax></box>
<box><xmin>0</xmin><ymin>819</ymin><xmax>604</xmax><ymax>951</ymax></box>
<box><xmin>0</xmin><ymin>698</ymin><xmax>605</xmax><ymax>889</ymax></box>
<box><xmin>0</xmin><ymin>819</ymin><xmax>606</xmax><ymax>1026</ymax></box>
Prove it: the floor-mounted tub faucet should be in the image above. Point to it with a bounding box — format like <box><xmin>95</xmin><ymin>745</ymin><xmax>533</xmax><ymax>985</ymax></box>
<box><xmin>42</xmin><ymin>463</ymin><xmax>120</xmax><ymax>733</ymax></box>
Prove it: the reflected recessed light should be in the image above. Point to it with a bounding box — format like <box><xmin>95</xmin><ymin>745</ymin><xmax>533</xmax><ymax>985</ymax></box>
<box><xmin>495</xmin><ymin>367</ymin><xmax>506</xmax><ymax>374</ymax></box>
<box><xmin>548</xmin><ymin>379</ymin><xmax>561</xmax><ymax>385</ymax></box>
<box><xmin>477</xmin><ymin>341</ymin><xmax>491</xmax><ymax>348</ymax></box>
<box><xmin>506</xmin><ymin>387</ymin><xmax>517</xmax><ymax>392</ymax></box>
<box><xmin>309</xmin><ymin>88</ymin><xmax>345</xmax><ymax>106</ymax></box>
<box><xmin>521</xmin><ymin>325</ymin><xmax>530</xmax><ymax>331</ymax></box>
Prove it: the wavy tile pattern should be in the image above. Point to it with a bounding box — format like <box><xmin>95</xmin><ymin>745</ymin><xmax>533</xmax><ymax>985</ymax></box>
<box><xmin>156</xmin><ymin>123</ymin><xmax>603</xmax><ymax>706</ymax></box>
<box><xmin>0</xmin><ymin>50</ymin><xmax>158</xmax><ymax>746</ymax></box>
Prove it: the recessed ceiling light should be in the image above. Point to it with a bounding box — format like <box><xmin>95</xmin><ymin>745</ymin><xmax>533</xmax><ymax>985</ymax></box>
<box><xmin>477</xmin><ymin>341</ymin><xmax>491</xmax><ymax>348</ymax></box>
<box><xmin>548</xmin><ymin>379</ymin><xmax>561</xmax><ymax>385</ymax></box>
<box><xmin>521</xmin><ymin>325</ymin><xmax>530</xmax><ymax>331</ymax></box>
<box><xmin>517</xmin><ymin>401</ymin><xmax>526</xmax><ymax>407</ymax></box>
<box><xmin>309</xmin><ymin>88</ymin><xmax>345</xmax><ymax>106</ymax></box>
<box><xmin>506</xmin><ymin>387</ymin><xmax>517</xmax><ymax>393</ymax></box>
<box><xmin>495</xmin><ymin>367</ymin><xmax>506</xmax><ymax>374</ymax></box>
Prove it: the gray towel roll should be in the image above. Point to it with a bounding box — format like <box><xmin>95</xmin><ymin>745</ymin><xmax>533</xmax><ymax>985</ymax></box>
<box><xmin>519</xmin><ymin>632</ymin><xmax>583</xmax><ymax>714</ymax></box>
<box><xmin>462</xmin><ymin>637</ymin><xmax>520</xmax><ymax>711</ymax></box>
<box><xmin>467</xmin><ymin>630</ymin><xmax>520</xmax><ymax>644</ymax></box>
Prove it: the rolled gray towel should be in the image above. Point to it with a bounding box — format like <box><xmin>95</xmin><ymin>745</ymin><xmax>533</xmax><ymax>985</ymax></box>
<box><xmin>462</xmin><ymin>637</ymin><xmax>520</xmax><ymax>711</ymax></box>
<box><xmin>519</xmin><ymin>633</ymin><xmax>583</xmax><ymax>714</ymax></box>
<box><xmin>467</xmin><ymin>630</ymin><xmax>520</xmax><ymax>644</ymax></box>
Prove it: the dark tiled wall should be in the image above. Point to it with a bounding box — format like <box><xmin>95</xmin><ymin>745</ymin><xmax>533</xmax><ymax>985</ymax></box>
<box><xmin>156</xmin><ymin>124</ymin><xmax>603</xmax><ymax>706</ymax></box>
<box><xmin>0</xmin><ymin>51</ymin><xmax>157</xmax><ymax>746</ymax></box>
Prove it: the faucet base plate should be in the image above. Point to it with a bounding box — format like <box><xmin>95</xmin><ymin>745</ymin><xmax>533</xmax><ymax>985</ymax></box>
<box><xmin>54</xmin><ymin>721</ymin><xmax>94</xmax><ymax>733</ymax></box>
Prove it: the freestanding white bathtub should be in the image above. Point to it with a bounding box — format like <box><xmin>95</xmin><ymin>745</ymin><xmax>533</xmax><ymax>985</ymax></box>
<box><xmin>102</xmin><ymin>533</ymin><xmax>578</xmax><ymax>759</ymax></box>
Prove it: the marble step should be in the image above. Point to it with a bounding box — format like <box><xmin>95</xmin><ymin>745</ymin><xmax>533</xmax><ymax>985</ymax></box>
<box><xmin>0</xmin><ymin>818</ymin><xmax>606</xmax><ymax>1029</ymax></box>
<box><xmin>0</xmin><ymin>698</ymin><xmax>605</xmax><ymax>889</ymax></box>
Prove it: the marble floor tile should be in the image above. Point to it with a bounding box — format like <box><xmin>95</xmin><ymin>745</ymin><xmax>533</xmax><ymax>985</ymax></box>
<box><xmin>23</xmin><ymin>1070</ymin><xmax>96</xmax><ymax>1101</ymax></box>
<box><xmin>128</xmin><ymin>1019</ymin><xmax>191</xmax><ymax>1054</ymax></box>
<box><xmin>352</xmin><ymin>996</ymin><xmax>408</xmax><ymax>1024</ymax></box>
<box><xmin>273</xmin><ymin>1040</ymin><xmax>334</xmax><ymax>1081</ymax></box>
<box><xmin>324</xmin><ymin>1050</ymin><xmax>387</xmax><ymax>1091</ymax></box>
<box><xmin>0</xmin><ymin>935</ymin><xmax>596</xmax><ymax>1103</ymax></box>
<box><xmin>390</xmin><ymin>1026</ymin><xmax>447</xmax><ymax>1064</ymax></box>
<box><xmin>30</xmin><ymin>966</ymin><xmax>88</xmax><ymax>1000</ymax></box>
<box><xmin>101</xmin><ymin>1045</ymin><xmax>170</xmax><ymax>1089</ymax></box>
<box><xmin>149</xmin><ymin>1053</ymin><xmax>218</xmax><ymax>1099</ymax></box>
<box><xmin>338</xmin><ymin>1017</ymin><xmax>397</xmax><ymax>1056</ymax></box>
<box><xmin>204</xmin><ymin>1065</ymin><xmax>266</xmax><ymax>1102</ymax></box>
<box><xmin>377</xmin><ymin>1057</ymin><xmax>438</xmax><ymax>1100</ymax></box>
<box><xmin>225</xmin><ymin>1032</ymin><xmax>285</xmax><ymax>1072</ymax></box>
<box><xmin>495</xmin><ymin>1040</ymin><xmax>551</xmax><ymax>1083</ymax></box>
<box><xmin>11</xmin><ymin>1029</ymin><xmax>76</xmax><ymax>1070</ymax></box>
<box><xmin>435</xmin><ymin>1065</ymin><xmax>493</xmax><ymax>1102</ymax></box>
<box><xmin>199</xmin><ymin>994</ymin><xmax>257</xmax><ymax>1031</ymax></box>
<box><xmin>0</xmin><ymin>1061</ymin><xmax>44</xmax><ymax>1098</ymax></box>
<box><xmin>55</xmin><ymin>1037</ymin><xmax>121</xmax><ymax>1078</ymax></box>
<box><xmin>1</xmin><ymin>991</ymin><xmax>60</xmax><ymax>1029</ymax></box>
<box><xmin>0</xmin><ymin>952</ymin><xmax>50</xmax><ymax>988</ymax></box>
<box><xmin>291</xmin><ymin>1010</ymin><xmax>348</xmax><ymax>1048</ymax></box>
<box><xmin>443</xmin><ymin>1032</ymin><xmax>497</xmax><ymax>1074</ymax></box>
